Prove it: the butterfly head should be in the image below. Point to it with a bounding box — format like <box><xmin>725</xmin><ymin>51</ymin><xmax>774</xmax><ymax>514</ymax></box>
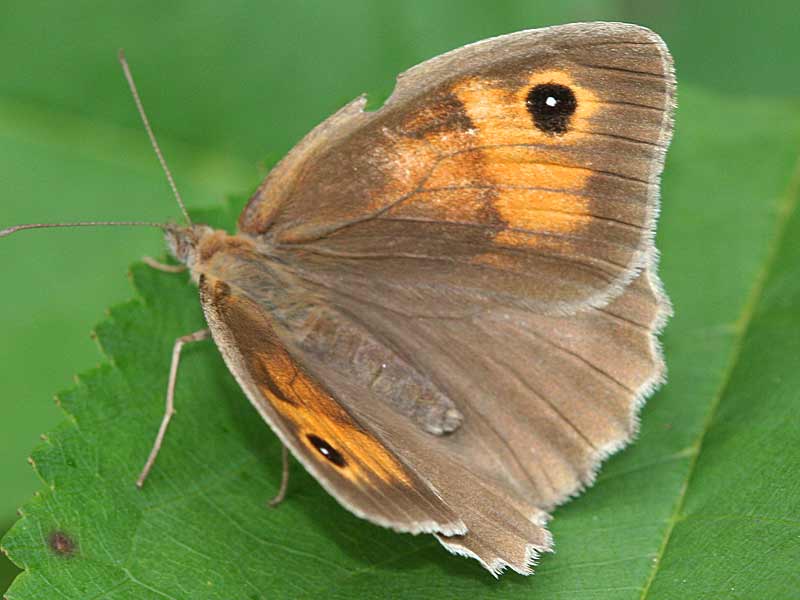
<box><xmin>164</xmin><ymin>224</ymin><xmax>215</xmax><ymax>272</ymax></box>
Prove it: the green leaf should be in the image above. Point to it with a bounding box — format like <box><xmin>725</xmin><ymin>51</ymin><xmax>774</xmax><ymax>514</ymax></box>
<box><xmin>2</xmin><ymin>83</ymin><xmax>800</xmax><ymax>598</ymax></box>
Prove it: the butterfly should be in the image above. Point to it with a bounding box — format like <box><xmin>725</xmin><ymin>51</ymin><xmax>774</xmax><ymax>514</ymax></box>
<box><xmin>2</xmin><ymin>21</ymin><xmax>675</xmax><ymax>576</ymax></box>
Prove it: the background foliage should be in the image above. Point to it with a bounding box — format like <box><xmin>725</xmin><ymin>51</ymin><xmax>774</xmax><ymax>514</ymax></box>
<box><xmin>1</xmin><ymin>1</ymin><xmax>799</xmax><ymax>597</ymax></box>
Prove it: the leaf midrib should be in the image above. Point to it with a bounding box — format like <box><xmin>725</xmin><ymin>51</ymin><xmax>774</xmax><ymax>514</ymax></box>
<box><xmin>638</xmin><ymin>153</ymin><xmax>800</xmax><ymax>600</ymax></box>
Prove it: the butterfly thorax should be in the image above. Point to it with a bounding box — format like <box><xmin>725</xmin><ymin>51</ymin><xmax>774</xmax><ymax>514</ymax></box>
<box><xmin>165</xmin><ymin>224</ymin><xmax>305</xmax><ymax>317</ymax></box>
<box><xmin>166</xmin><ymin>225</ymin><xmax>269</xmax><ymax>284</ymax></box>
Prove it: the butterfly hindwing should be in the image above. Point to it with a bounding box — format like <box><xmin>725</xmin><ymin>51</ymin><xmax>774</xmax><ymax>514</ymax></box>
<box><xmin>191</xmin><ymin>228</ymin><xmax>667</xmax><ymax>574</ymax></box>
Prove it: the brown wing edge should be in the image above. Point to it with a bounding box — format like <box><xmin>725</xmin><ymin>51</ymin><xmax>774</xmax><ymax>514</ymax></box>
<box><xmin>436</xmin><ymin>527</ymin><xmax>552</xmax><ymax>579</ymax></box>
<box><xmin>589</xmin><ymin>22</ymin><xmax>676</xmax><ymax>318</ymax></box>
<box><xmin>434</xmin><ymin>482</ymin><xmax>555</xmax><ymax>577</ymax></box>
<box><xmin>197</xmin><ymin>274</ymin><xmax>467</xmax><ymax>537</ymax></box>
<box><xmin>594</xmin><ymin>260</ymin><xmax>672</xmax><ymax>467</ymax></box>
<box><xmin>239</xmin><ymin>22</ymin><xmax>677</xmax><ymax>318</ymax></box>
<box><xmin>568</xmin><ymin>255</ymin><xmax>673</xmax><ymax>503</ymax></box>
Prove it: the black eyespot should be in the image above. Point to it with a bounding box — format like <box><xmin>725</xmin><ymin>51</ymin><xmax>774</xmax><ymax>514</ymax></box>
<box><xmin>525</xmin><ymin>83</ymin><xmax>577</xmax><ymax>135</ymax></box>
<box><xmin>307</xmin><ymin>434</ymin><xmax>346</xmax><ymax>467</ymax></box>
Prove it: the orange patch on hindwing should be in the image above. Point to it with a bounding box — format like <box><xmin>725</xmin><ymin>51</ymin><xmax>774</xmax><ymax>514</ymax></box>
<box><xmin>250</xmin><ymin>346</ymin><xmax>414</xmax><ymax>488</ymax></box>
<box><xmin>206</xmin><ymin>273</ymin><xmax>416</xmax><ymax>492</ymax></box>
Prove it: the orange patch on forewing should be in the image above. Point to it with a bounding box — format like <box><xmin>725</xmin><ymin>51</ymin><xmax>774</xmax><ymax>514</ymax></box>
<box><xmin>251</xmin><ymin>349</ymin><xmax>413</xmax><ymax>488</ymax></box>
<box><xmin>447</xmin><ymin>71</ymin><xmax>599</xmax><ymax>241</ymax></box>
<box><xmin>477</xmin><ymin>146</ymin><xmax>593</xmax><ymax>190</ymax></box>
<box><xmin>366</xmin><ymin>69</ymin><xmax>600</xmax><ymax>248</ymax></box>
<box><xmin>452</xmin><ymin>69</ymin><xmax>600</xmax><ymax>147</ymax></box>
<box><xmin>493</xmin><ymin>188</ymin><xmax>592</xmax><ymax>235</ymax></box>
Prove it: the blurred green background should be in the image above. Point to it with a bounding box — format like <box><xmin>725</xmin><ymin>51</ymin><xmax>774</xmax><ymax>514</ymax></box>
<box><xmin>1</xmin><ymin>0</ymin><xmax>798</xmax><ymax>591</ymax></box>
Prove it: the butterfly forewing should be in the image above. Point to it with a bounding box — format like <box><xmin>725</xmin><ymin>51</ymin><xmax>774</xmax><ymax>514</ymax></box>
<box><xmin>239</xmin><ymin>22</ymin><xmax>674</xmax><ymax>316</ymax></box>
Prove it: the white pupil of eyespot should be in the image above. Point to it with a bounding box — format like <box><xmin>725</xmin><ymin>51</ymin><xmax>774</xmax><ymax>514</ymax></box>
<box><xmin>545</xmin><ymin>96</ymin><xmax>558</xmax><ymax>107</ymax></box>
<box><xmin>320</xmin><ymin>446</ymin><xmax>330</xmax><ymax>456</ymax></box>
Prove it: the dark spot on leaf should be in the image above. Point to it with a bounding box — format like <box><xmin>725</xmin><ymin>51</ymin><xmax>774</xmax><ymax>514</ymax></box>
<box><xmin>307</xmin><ymin>434</ymin><xmax>346</xmax><ymax>467</ymax></box>
<box><xmin>48</xmin><ymin>531</ymin><xmax>76</xmax><ymax>556</ymax></box>
<box><xmin>525</xmin><ymin>83</ymin><xmax>577</xmax><ymax>135</ymax></box>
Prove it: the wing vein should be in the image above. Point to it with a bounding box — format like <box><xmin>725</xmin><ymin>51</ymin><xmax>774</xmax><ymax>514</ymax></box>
<box><xmin>594</xmin><ymin>306</ymin><xmax>651</xmax><ymax>330</ymax></box>
<box><xmin>437</xmin><ymin>146</ymin><xmax>653</xmax><ymax>185</ymax></box>
<box><xmin>298</xmin><ymin>245</ymin><xmax>621</xmax><ymax>283</ymax></box>
<box><xmin>492</xmin><ymin>354</ymin><xmax>600</xmax><ymax>453</ymax></box>
<box><xmin>586</xmin><ymin>98</ymin><xmax>665</xmax><ymax>112</ymax></box>
<box><xmin>570</xmin><ymin>128</ymin><xmax>666</xmax><ymax>148</ymax></box>
<box><xmin>386</xmin><ymin>202</ymin><xmax>645</xmax><ymax>231</ymax></box>
<box><xmin>525</xmin><ymin>329</ymin><xmax>637</xmax><ymax>395</ymax></box>
<box><xmin>574</xmin><ymin>62</ymin><xmax>665</xmax><ymax>78</ymax></box>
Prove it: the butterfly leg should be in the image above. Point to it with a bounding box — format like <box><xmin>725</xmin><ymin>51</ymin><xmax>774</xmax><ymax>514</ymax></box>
<box><xmin>267</xmin><ymin>444</ymin><xmax>290</xmax><ymax>507</ymax></box>
<box><xmin>136</xmin><ymin>328</ymin><xmax>210</xmax><ymax>488</ymax></box>
<box><xmin>142</xmin><ymin>256</ymin><xmax>187</xmax><ymax>273</ymax></box>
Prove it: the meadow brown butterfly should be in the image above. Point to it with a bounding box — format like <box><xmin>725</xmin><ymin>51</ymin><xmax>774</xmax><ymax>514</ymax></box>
<box><xmin>2</xmin><ymin>22</ymin><xmax>675</xmax><ymax>575</ymax></box>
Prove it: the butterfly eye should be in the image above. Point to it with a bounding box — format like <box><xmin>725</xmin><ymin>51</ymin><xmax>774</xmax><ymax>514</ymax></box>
<box><xmin>307</xmin><ymin>434</ymin><xmax>346</xmax><ymax>467</ymax></box>
<box><xmin>525</xmin><ymin>83</ymin><xmax>577</xmax><ymax>135</ymax></box>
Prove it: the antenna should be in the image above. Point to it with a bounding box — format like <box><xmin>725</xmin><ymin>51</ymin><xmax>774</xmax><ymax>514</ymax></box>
<box><xmin>118</xmin><ymin>49</ymin><xmax>192</xmax><ymax>225</ymax></box>
<box><xmin>0</xmin><ymin>221</ymin><xmax>165</xmax><ymax>239</ymax></box>
<box><xmin>1</xmin><ymin>54</ymin><xmax>185</xmax><ymax>241</ymax></box>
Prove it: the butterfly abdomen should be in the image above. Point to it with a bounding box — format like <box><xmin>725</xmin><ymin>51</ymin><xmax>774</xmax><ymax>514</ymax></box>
<box><xmin>290</xmin><ymin>305</ymin><xmax>464</xmax><ymax>435</ymax></box>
